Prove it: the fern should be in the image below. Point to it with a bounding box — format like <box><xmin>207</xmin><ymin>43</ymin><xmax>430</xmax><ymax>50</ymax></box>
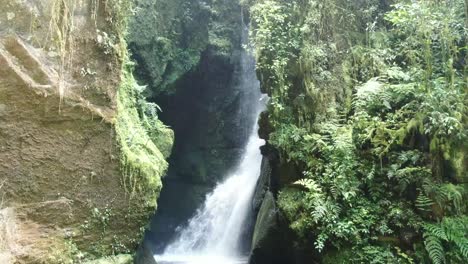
<box><xmin>455</xmin><ymin>239</ymin><xmax>468</xmax><ymax>260</ymax></box>
<box><xmin>423</xmin><ymin>233</ymin><xmax>446</xmax><ymax>264</ymax></box>
<box><xmin>312</xmin><ymin>203</ymin><xmax>328</xmax><ymax>222</ymax></box>
<box><xmin>416</xmin><ymin>193</ymin><xmax>434</xmax><ymax>212</ymax></box>
<box><xmin>424</xmin><ymin>217</ymin><xmax>468</xmax><ymax>263</ymax></box>
<box><xmin>439</xmin><ymin>184</ymin><xmax>465</xmax><ymax>213</ymax></box>
<box><xmin>295</xmin><ymin>179</ymin><xmax>322</xmax><ymax>193</ymax></box>
<box><xmin>425</xmin><ymin>224</ymin><xmax>448</xmax><ymax>241</ymax></box>
<box><xmin>441</xmin><ymin>217</ymin><xmax>468</xmax><ymax>259</ymax></box>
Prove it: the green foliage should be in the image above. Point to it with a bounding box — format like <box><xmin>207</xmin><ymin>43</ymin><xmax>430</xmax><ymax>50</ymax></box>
<box><xmin>249</xmin><ymin>0</ymin><xmax>302</xmax><ymax>120</ymax></box>
<box><xmin>128</xmin><ymin>0</ymin><xmax>206</xmax><ymax>95</ymax></box>
<box><xmin>247</xmin><ymin>0</ymin><xmax>467</xmax><ymax>262</ymax></box>
<box><xmin>128</xmin><ymin>0</ymin><xmax>207</xmax><ymax>95</ymax></box>
<box><xmin>115</xmin><ymin>5</ymin><xmax>175</xmax><ymax>206</ymax></box>
<box><xmin>423</xmin><ymin>216</ymin><xmax>468</xmax><ymax>263</ymax></box>
<box><xmin>323</xmin><ymin>245</ymin><xmax>414</xmax><ymax>264</ymax></box>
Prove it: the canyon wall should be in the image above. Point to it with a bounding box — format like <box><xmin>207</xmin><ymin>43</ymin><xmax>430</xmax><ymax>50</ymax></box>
<box><xmin>0</xmin><ymin>1</ymin><xmax>171</xmax><ymax>263</ymax></box>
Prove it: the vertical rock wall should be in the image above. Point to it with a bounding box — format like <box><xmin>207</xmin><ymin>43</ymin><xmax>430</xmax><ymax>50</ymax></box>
<box><xmin>0</xmin><ymin>1</ymin><xmax>164</xmax><ymax>263</ymax></box>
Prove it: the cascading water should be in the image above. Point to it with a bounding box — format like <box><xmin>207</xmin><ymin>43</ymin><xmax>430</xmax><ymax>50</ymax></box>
<box><xmin>155</xmin><ymin>18</ymin><xmax>265</xmax><ymax>264</ymax></box>
<box><xmin>156</xmin><ymin>119</ymin><xmax>264</xmax><ymax>264</ymax></box>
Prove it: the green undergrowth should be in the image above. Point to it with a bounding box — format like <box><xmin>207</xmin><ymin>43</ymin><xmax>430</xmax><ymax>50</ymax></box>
<box><xmin>247</xmin><ymin>0</ymin><xmax>467</xmax><ymax>262</ymax></box>
<box><xmin>116</xmin><ymin>58</ymin><xmax>174</xmax><ymax>207</ymax></box>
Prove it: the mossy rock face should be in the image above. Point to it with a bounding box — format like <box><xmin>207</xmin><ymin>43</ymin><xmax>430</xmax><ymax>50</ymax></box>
<box><xmin>0</xmin><ymin>0</ymin><xmax>172</xmax><ymax>262</ymax></box>
<box><xmin>83</xmin><ymin>254</ymin><xmax>133</xmax><ymax>264</ymax></box>
<box><xmin>128</xmin><ymin>0</ymin><xmax>243</xmax><ymax>97</ymax></box>
<box><xmin>116</xmin><ymin>68</ymin><xmax>174</xmax><ymax>208</ymax></box>
<box><xmin>150</xmin><ymin>122</ymin><xmax>174</xmax><ymax>159</ymax></box>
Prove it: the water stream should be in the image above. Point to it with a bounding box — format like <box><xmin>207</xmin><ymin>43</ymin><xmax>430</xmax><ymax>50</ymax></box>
<box><xmin>155</xmin><ymin>117</ymin><xmax>264</xmax><ymax>263</ymax></box>
<box><xmin>155</xmin><ymin>20</ymin><xmax>264</xmax><ymax>264</ymax></box>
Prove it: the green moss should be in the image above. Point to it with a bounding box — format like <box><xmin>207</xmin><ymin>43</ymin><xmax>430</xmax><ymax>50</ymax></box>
<box><xmin>448</xmin><ymin>147</ymin><xmax>467</xmax><ymax>183</ymax></box>
<box><xmin>116</xmin><ymin>60</ymin><xmax>173</xmax><ymax>207</ymax></box>
<box><xmin>103</xmin><ymin>0</ymin><xmax>175</xmax><ymax>208</ymax></box>
<box><xmin>146</xmin><ymin>120</ymin><xmax>174</xmax><ymax>159</ymax></box>
<box><xmin>46</xmin><ymin>238</ymin><xmax>81</xmax><ymax>264</ymax></box>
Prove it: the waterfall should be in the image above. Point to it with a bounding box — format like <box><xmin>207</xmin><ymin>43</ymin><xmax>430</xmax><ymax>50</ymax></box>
<box><xmin>156</xmin><ymin>120</ymin><xmax>264</xmax><ymax>263</ymax></box>
<box><xmin>155</xmin><ymin>20</ymin><xmax>265</xmax><ymax>264</ymax></box>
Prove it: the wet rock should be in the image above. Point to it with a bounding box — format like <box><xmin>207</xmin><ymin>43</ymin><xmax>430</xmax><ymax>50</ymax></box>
<box><xmin>249</xmin><ymin>191</ymin><xmax>292</xmax><ymax>264</ymax></box>
<box><xmin>135</xmin><ymin>242</ymin><xmax>158</xmax><ymax>264</ymax></box>
<box><xmin>252</xmin><ymin>157</ymin><xmax>271</xmax><ymax>212</ymax></box>
<box><xmin>0</xmin><ymin>103</ymin><xmax>7</xmax><ymax>116</ymax></box>
<box><xmin>251</xmin><ymin>191</ymin><xmax>277</xmax><ymax>247</ymax></box>
<box><xmin>258</xmin><ymin>111</ymin><xmax>272</xmax><ymax>141</ymax></box>
<box><xmin>85</xmin><ymin>255</ymin><xmax>133</xmax><ymax>264</ymax></box>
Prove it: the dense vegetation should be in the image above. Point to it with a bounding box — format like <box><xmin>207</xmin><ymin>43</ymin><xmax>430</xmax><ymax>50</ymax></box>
<box><xmin>244</xmin><ymin>0</ymin><xmax>467</xmax><ymax>263</ymax></box>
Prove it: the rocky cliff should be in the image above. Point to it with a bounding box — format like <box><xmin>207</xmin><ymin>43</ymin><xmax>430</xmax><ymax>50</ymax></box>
<box><xmin>0</xmin><ymin>1</ymin><xmax>171</xmax><ymax>263</ymax></box>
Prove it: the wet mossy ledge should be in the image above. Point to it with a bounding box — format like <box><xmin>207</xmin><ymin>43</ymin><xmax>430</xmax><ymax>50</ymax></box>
<box><xmin>116</xmin><ymin>58</ymin><xmax>174</xmax><ymax>208</ymax></box>
<box><xmin>83</xmin><ymin>254</ymin><xmax>133</xmax><ymax>264</ymax></box>
<box><xmin>110</xmin><ymin>0</ymin><xmax>174</xmax><ymax>211</ymax></box>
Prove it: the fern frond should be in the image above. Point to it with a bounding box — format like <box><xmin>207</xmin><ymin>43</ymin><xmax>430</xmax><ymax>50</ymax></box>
<box><xmin>453</xmin><ymin>238</ymin><xmax>468</xmax><ymax>259</ymax></box>
<box><xmin>416</xmin><ymin>193</ymin><xmax>434</xmax><ymax>212</ymax></box>
<box><xmin>439</xmin><ymin>184</ymin><xmax>464</xmax><ymax>213</ymax></box>
<box><xmin>424</xmin><ymin>217</ymin><xmax>468</xmax><ymax>262</ymax></box>
<box><xmin>425</xmin><ymin>224</ymin><xmax>448</xmax><ymax>241</ymax></box>
<box><xmin>423</xmin><ymin>234</ymin><xmax>446</xmax><ymax>264</ymax></box>
<box><xmin>295</xmin><ymin>179</ymin><xmax>322</xmax><ymax>193</ymax></box>
<box><xmin>312</xmin><ymin>204</ymin><xmax>327</xmax><ymax>222</ymax></box>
